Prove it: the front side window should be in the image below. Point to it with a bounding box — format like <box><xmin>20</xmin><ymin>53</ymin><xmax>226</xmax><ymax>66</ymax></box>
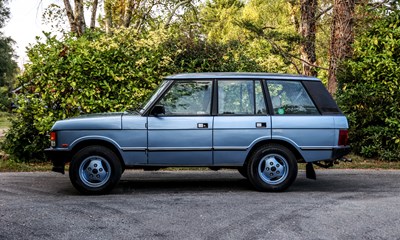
<box><xmin>141</xmin><ymin>80</ymin><xmax>169</xmax><ymax>114</ymax></box>
<box><xmin>267</xmin><ymin>80</ymin><xmax>319</xmax><ymax>115</ymax></box>
<box><xmin>158</xmin><ymin>81</ymin><xmax>212</xmax><ymax>115</ymax></box>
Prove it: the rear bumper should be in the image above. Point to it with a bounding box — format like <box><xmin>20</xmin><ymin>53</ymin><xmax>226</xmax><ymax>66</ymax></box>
<box><xmin>44</xmin><ymin>148</ymin><xmax>71</xmax><ymax>174</ymax></box>
<box><xmin>331</xmin><ymin>146</ymin><xmax>351</xmax><ymax>160</ymax></box>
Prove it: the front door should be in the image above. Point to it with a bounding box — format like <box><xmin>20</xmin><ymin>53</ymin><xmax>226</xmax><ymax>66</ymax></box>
<box><xmin>148</xmin><ymin>80</ymin><xmax>213</xmax><ymax>165</ymax></box>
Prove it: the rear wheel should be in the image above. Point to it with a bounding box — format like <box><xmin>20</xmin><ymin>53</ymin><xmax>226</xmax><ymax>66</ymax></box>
<box><xmin>247</xmin><ymin>144</ymin><xmax>297</xmax><ymax>192</ymax></box>
<box><xmin>69</xmin><ymin>145</ymin><xmax>122</xmax><ymax>195</ymax></box>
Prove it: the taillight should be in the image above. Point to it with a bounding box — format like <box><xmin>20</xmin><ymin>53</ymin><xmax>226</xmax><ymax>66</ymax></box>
<box><xmin>338</xmin><ymin>129</ymin><xmax>349</xmax><ymax>146</ymax></box>
<box><xmin>50</xmin><ymin>131</ymin><xmax>56</xmax><ymax>147</ymax></box>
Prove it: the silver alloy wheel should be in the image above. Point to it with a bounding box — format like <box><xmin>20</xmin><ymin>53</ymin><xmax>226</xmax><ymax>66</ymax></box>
<box><xmin>78</xmin><ymin>156</ymin><xmax>111</xmax><ymax>188</ymax></box>
<box><xmin>258</xmin><ymin>154</ymin><xmax>289</xmax><ymax>185</ymax></box>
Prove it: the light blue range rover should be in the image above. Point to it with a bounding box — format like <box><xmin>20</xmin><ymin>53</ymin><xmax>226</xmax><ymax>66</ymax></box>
<box><xmin>45</xmin><ymin>73</ymin><xmax>350</xmax><ymax>194</ymax></box>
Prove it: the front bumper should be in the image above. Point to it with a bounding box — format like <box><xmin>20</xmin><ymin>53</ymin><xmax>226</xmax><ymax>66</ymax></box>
<box><xmin>44</xmin><ymin>148</ymin><xmax>71</xmax><ymax>174</ymax></box>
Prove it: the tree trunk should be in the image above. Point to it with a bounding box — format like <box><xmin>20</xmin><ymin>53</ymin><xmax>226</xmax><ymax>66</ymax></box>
<box><xmin>63</xmin><ymin>0</ymin><xmax>77</xmax><ymax>33</ymax></box>
<box><xmin>90</xmin><ymin>0</ymin><xmax>99</xmax><ymax>29</ymax></box>
<box><xmin>74</xmin><ymin>0</ymin><xmax>86</xmax><ymax>36</ymax></box>
<box><xmin>288</xmin><ymin>1</ymin><xmax>299</xmax><ymax>33</ymax></box>
<box><xmin>123</xmin><ymin>0</ymin><xmax>135</xmax><ymax>28</ymax></box>
<box><xmin>328</xmin><ymin>0</ymin><xmax>355</xmax><ymax>94</ymax></box>
<box><xmin>105</xmin><ymin>0</ymin><xmax>113</xmax><ymax>34</ymax></box>
<box><xmin>299</xmin><ymin>0</ymin><xmax>318</xmax><ymax>76</ymax></box>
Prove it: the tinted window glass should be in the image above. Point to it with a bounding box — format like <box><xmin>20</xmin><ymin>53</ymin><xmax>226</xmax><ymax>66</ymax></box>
<box><xmin>218</xmin><ymin>80</ymin><xmax>255</xmax><ymax>115</ymax></box>
<box><xmin>267</xmin><ymin>80</ymin><xmax>319</xmax><ymax>115</ymax></box>
<box><xmin>158</xmin><ymin>81</ymin><xmax>212</xmax><ymax>115</ymax></box>
<box><xmin>302</xmin><ymin>81</ymin><xmax>341</xmax><ymax>115</ymax></box>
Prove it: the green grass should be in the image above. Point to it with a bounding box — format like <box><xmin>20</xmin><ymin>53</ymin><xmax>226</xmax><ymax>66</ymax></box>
<box><xmin>297</xmin><ymin>154</ymin><xmax>400</xmax><ymax>170</ymax></box>
<box><xmin>329</xmin><ymin>154</ymin><xmax>400</xmax><ymax>169</ymax></box>
<box><xmin>0</xmin><ymin>142</ymin><xmax>53</xmax><ymax>172</ymax></box>
<box><xmin>0</xmin><ymin>139</ymin><xmax>53</xmax><ymax>172</ymax></box>
<box><xmin>0</xmin><ymin>159</ymin><xmax>53</xmax><ymax>172</ymax></box>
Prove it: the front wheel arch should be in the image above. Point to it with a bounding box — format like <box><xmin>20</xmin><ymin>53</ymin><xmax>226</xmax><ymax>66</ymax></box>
<box><xmin>70</xmin><ymin>139</ymin><xmax>125</xmax><ymax>170</ymax></box>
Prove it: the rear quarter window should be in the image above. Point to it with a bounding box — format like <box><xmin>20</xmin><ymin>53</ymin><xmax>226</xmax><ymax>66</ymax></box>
<box><xmin>266</xmin><ymin>80</ymin><xmax>319</xmax><ymax>115</ymax></box>
<box><xmin>302</xmin><ymin>81</ymin><xmax>342</xmax><ymax>115</ymax></box>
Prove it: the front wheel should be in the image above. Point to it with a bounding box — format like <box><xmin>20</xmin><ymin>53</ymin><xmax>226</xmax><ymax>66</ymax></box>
<box><xmin>69</xmin><ymin>145</ymin><xmax>122</xmax><ymax>195</ymax></box>
<box><xmin>247</xmin><ymin>144</ymin><xmax>297</xmax><ymax>192</ymax></box>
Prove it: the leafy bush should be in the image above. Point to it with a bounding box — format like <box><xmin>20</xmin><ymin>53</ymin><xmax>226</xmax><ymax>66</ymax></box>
<box><xmin>337</xmin><ymin>9</ymin><xmax>400</xmax><ymax>160</ymax></box>
<box><xmin>1</xmin><ymin>29</ymin><xmax>262</xmax><ymax>162</ymax></box>
<box><xmin>0</xmin><ymin>86</ymin><xmax>11</xmax><ymax>111</ymax></box>
<box><xmin>1</xmin><ymin>100</ymin><xmax>48</xmax><ymax>161</ymax></box>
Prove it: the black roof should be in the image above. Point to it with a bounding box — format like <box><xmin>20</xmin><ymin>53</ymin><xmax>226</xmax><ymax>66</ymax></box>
<box><xmin>164</xmin><ymin>72</ymin><xmax>320</xmax><ymax>81</ymax></box>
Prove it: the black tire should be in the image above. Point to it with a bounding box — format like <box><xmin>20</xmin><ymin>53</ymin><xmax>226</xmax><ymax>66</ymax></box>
<box><xmin>237</xmin><ymin>167</ymin><xmax>248</xmax><ymax>179</ymax></box>
<box><xmin>69</xmin><ymin>145</ymin><xmax>122</xmax><ymax>195</ymax></box>
<box><xmin>247</xmin><ymin>144</ymin><xmax>297</xmax><ymax>192</ymax></box>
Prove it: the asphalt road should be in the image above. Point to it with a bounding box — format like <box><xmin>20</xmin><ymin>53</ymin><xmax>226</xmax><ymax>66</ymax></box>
<box><xmin>1</xmin><ymin>169</ymin><xmax>400</xmax><ymax>240</ymax></box>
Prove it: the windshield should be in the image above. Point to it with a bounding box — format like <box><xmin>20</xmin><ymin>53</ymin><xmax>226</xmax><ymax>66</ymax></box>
<box><xmin>139</xmin><ymin>80</ymin><xmax>170</xmax><ymax>115</ymax></box>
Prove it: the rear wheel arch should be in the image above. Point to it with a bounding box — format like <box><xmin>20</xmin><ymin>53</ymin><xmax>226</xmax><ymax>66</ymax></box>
<box><xmin>244</xmin><ymin>140</ymin><xmax>303</xmax><ymax>167</ymax></box>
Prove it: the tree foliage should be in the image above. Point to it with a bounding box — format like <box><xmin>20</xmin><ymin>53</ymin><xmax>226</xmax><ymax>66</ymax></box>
<box><xmin>56</xmin><ymin>0</ymin><xmax>200</xmax><ymax>36</ymax></box>
<box><xmin>0</xmin><ymin>0</ymin><xmax>18</xmax><ymax>111</ymax></box>
<box><xmin>0</xmin><ymin>0</ymin><xmax>10</xmax><ymax>28</ymax></box>
<box><xmin>337</xmin><ymin>8</ymin><xmax>400</xmax><ymax>160</ymax></box>
<box><xmin>1</xmin><ymin>29</ymin><xmax>261</xmax><ymax>162</ymax></box>
<box><xmin>200</xmin><ymin>0</ymin><xmax>304</xmax><ymax>74</ymax></box>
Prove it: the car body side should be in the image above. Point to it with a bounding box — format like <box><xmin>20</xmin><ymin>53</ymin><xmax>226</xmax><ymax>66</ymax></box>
<box><xmin>45</xmin><ymin>73</ymin><xmax>350</xmax><ymax>174</ymax></box>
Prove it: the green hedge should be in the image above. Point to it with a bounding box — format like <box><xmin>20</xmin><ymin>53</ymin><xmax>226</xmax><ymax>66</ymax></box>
<box><xmin>1</xmin><ymin>29</ymin><xmax>262</xmax><ymax>162</ymax></box>
<box><xmin>337</xmin><ymin>10</ymin><xmax>400</xmax><ymax>161</ymax></box>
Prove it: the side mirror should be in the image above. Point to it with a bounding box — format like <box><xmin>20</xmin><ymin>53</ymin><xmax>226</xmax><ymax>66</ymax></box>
<box><xmin>151</xmin><ymin>105</ymin><xmax>165</xmax><ymax>116</ymax></box>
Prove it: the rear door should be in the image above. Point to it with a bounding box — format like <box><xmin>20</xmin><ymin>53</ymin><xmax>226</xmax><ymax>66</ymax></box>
<box><xmin>213</xmin><ymin>79</ymin><xmax>271</xmax><ymax>166</ymax></box>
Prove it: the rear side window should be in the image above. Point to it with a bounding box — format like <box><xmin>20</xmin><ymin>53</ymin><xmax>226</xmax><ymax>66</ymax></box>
<box><xmin>302</xmin><ymin>81</ymin><xmax>342</xmax><ymax>115</ymax></box>
<box><xmin>218</xmin><ymin>80</ymin><xmax>267</xmax><ymax>115</ymax></box>
<box><xmin>218</xmin><ymin>80</ymin><xmax>254</xmax><ymax>115</ymax></box>
<box><xmin>266</xmin><ymin>80</ymin><xmax>319</xmax><ymax>115</ymax></box>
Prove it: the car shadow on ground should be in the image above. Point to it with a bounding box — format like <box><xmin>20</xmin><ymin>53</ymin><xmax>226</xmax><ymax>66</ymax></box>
<box><xmin>115</xmin><ymin>177</ymin><xmax>252</xmax><ymax>194</ymax></box>
<box><xmin>98</xmin><ymin>170</ymin><xmax>378</xmax><ymax>195</ymax></box>
<box><xmin>54</xmin><ymin>170</ymin><xmax>386</xmax><ymax>195</ymax></box>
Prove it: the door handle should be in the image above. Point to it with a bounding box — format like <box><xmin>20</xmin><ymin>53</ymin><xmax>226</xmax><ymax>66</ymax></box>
<box><xmin>197</xmin><ymin>123</ymin><xmax>208</xmax><ymax>128</ymax></box>
<box><xmin>256</xmin><ymin>122</ymin><xmax>267</xmax><ymax>128</ymax></box>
